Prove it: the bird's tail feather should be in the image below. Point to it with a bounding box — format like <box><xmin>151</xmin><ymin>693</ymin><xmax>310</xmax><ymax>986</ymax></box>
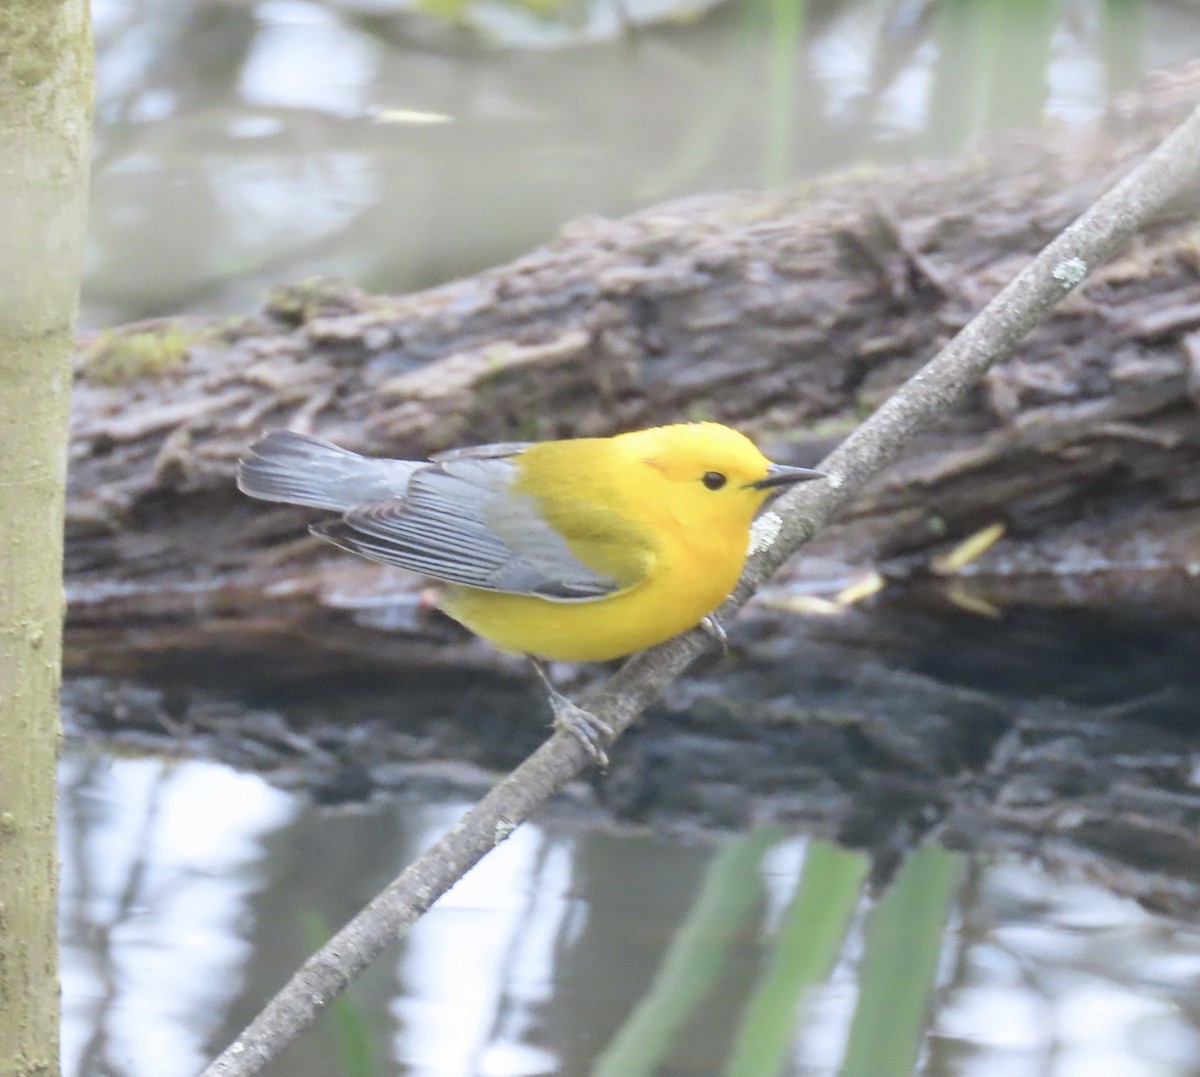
<box><xmin>237</xmin><ymin>431</ymin><xmax>417</xmax><ymax>512</ymax></box>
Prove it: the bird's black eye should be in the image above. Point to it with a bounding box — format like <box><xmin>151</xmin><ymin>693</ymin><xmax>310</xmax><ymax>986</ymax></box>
<box><xmin>702</xmin><ymin>471</ymin><xmax>727</xmax><ymax>490</ymax></box>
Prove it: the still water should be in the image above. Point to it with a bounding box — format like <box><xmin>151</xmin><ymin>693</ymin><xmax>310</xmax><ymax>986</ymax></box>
<box><xmin>59</xmin><ymin>739</ymin><xmax>1200</xmax><ymax>1077</ymax></box>
<box><xmin>87</xmin><ymin>0</ymin><xmax>1200</xmax><ymax>327</ymax></box>
<box><xmin>70</xmin><ymin>0</ymin><xmax>1200</xmax><ymax>1073</ymax></box>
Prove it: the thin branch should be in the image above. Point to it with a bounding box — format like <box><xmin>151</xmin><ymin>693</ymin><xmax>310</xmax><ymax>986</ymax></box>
<box><xmin>199</xmin><ymin>102</ymin><xmax>1200</xmax><ymax>1077</ymax></box>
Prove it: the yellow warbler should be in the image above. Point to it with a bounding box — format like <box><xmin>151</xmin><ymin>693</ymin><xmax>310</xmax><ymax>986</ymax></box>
<box><xmin>238</xmin><ymin>422</ymin><xmax>822</xmax><ymax>758</ymax></box>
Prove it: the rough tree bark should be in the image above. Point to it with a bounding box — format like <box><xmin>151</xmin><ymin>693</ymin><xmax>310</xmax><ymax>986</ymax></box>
<box><xmin>64</xmin><ymin>66</ymin><xmax>1200</xmax><ymax>682</ymax></box>
<box><xmin>0</xmin><ymin>5</ymin><xmax>93</xmax><ymax>1076</ymax></box>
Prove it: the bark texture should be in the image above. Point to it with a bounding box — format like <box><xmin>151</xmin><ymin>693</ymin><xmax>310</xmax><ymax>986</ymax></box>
<box><xmin>64</xmin><ymin>68</ymin><xmax>1200</xmax><ymax>682</ymax></box>
<box><xmin>0</xmin><ymin>5</ymin><xmax>93</xmax><ymax>1076</ymax></box>
<box><xmin>62</xmin><ymin>77</ymin><xmax>1200</xmax><ymax>939</ymax></box>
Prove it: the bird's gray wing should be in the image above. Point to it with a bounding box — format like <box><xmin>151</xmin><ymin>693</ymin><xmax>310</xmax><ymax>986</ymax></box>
<box><xmin>238</xmin><ymin>431</ymin><xmax>421</xmax><ymax>512</ymax></box>
<box><xmin>431</xmin><ymin>442</ymin><xmax>533</xmax><ymax>462</ymax></box>
<box><xmin>313</xmin><ymin>455</ymin><xmax>631</xmax><ymax>601</ymax></box>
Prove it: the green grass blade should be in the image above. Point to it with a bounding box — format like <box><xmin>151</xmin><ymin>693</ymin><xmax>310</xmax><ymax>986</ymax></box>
<box><xmin>980</xmin><ymin>0</ymin><xmax>1057</xmax><ymax>128</ymax></box>
<box><xmin>838</xmin><ymin>844</ymin><xmax>965</xmax><ymax>1077</ymax></box>
<box><xmin>764</xmin><ymin>0</ymin><xmax>806</xmax><ymax>188</ymax></box>
<box><xmin>1100</xmin><ymin>0</ymin><xmax>1147</xmax><ymax>95</ymax></box>
<box><xmin>725</xmin><ymin>839</ymin><xmax>869</xmax><ymax>1077</ymax></box>
<box><xmin>593</xmin><ymin>825</ymin><xmax>783</xmax><ymax>1077</ymax></box>
<box><xmin>302</xmin><ymin>911</ymin><xmax>380</xmax><ymax>1077</ymax></box>
<box><xmin>927</xmin><ymin>0</ymin><xmax>987</xmax><ymax>153</ymax></box>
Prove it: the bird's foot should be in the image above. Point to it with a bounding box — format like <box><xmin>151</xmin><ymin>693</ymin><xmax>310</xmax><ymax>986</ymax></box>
<box><xmin>700</xmin><ymin>614</ymin><xmax>729</xmax><ymax>655</ymax></box>
<box><xmin>530</xmin><ymin>659</ymin><xmax>612</xmax><ymax>766</ymax></box>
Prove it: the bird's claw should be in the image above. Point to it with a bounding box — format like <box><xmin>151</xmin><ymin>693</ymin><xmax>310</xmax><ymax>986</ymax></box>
<box><xmin>549</xmin><ymin>696</ymin><xmax>612</xmax><ymax>767</ymax></box>
<box><xmin>530</xmin><ymin>659</ymin><xmax>612</xmax><ymax>766</ymax></box>
<box><xmin>700</xmin><ymin>615</ymin><xmax>729</xmax><ymax>655</ymax></box>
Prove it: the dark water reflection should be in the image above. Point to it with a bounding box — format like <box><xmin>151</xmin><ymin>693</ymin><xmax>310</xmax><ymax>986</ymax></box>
<box><xmin>59</xmin><ymin>738</ymin><xmax>1200</xmax><ymax>1077</ymax></box>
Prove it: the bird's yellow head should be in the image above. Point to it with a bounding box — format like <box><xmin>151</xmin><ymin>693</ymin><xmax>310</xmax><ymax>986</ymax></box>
<box><xmin>614</xmin><ymin>422</ymin><xmax>822</xmax><ymax>535</ymax></box>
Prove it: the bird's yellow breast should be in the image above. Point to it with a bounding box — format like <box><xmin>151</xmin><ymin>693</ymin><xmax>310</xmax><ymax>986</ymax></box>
<box><xmin>442</xmin><ymin>530</ymin><xmax>745</xmax><ymax>661</ymax></box>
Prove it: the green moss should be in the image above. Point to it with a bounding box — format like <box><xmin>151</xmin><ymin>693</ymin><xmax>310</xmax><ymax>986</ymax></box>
<box><xmin>80</xmin><ymin>326</ymin><xmax>193</xmax><ymax>386</ymax></box>
<box><xmin>265</xmin><ymin>277</ymin><xmax>363</xmax><ymax>324</ymax></box>
<box><xmin>481</xmin><ymin>344</ymin><xmax>511</xmax><ymax>377</ymax></box>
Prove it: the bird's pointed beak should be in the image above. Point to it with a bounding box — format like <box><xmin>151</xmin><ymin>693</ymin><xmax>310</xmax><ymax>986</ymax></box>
<box><xmin>747</xmin><ymin>463</ymin><xmax>826</xmax><ymax>490</ymax></box>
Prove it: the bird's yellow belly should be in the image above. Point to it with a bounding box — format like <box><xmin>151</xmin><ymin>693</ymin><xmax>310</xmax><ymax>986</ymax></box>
<box><xmin>441</xmin><ymin>554</ymin><xmax>741</xmax><ymax>662</ymax></box>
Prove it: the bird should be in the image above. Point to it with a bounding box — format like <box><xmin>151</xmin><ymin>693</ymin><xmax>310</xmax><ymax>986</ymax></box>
<box><xmin>237</xmin><ymin>422</ymin><xmax>823</xmax><ymax>762</ymax></box>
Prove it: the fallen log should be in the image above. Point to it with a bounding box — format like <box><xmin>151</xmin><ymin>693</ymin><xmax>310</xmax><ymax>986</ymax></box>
<box><xmin>64</xmin><ymin>71</ymin><xmax>1200</xmax><ymax>916</ymax></box>
<box><xmin>65</xmin><ymin>65</ymin><xmax>1200</xmax><ymax>680</ymax></box>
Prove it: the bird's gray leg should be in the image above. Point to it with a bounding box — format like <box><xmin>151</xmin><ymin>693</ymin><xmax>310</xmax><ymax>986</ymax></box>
<box><xmin>700</xmin><ymin>615</ymin><xmax>729</xmax><ymax>655</ymax></box>
<box><xmin>529</xmin><ymin>658</ymin><xmax>612</xmax><ymax>767</ymax></box>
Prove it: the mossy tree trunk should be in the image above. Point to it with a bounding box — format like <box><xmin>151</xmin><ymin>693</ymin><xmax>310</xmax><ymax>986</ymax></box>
<box><xmin>0</xmin><ymin>5</ymin><xmax>93</xmax><ymax>1075</ymax></box>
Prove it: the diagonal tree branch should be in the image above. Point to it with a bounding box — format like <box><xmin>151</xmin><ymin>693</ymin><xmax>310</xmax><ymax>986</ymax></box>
<box><xmin>199</xmin><ymin>102</ymin><xmax>1200</xmax><ymax>1077</ymax></box>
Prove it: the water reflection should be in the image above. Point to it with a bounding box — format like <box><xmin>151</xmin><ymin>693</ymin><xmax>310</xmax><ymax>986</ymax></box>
<box><xmin>85</xmin><ymin>0</ymin><xmax>1200</xmax><ymax>327</ymax></box>
<box><xmin>934</xmin><ymin>864</ymin><xmax>1200</xmax><ymax>1077</ymax></box>
<box><xmin>394</xmin><ymin>806</ymin><xmax>568</xmax><ymax>1076</ymax></box>
<box><xmin>59</xmin><ymin>747</ymin><xmax>296</xmax><ymax>1077</ymax></box>
<box><xmin>59</xmin><ymin>736</ymin><xmax>1200</xmax><ymax>1077</ymax></box>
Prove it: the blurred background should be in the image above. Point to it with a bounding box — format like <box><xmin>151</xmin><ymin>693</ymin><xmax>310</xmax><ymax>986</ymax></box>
<box><xmin>66</xmin><ymin>2</ymin><xmax>1200</xmax><ymax>1076</ymax></box>
<box><xmin>85</xmin><ymin>0</ymin><xmax>1200</xmax><ymax>327</ymax></box>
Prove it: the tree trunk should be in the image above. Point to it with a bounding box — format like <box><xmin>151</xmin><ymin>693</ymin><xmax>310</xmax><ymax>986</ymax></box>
<box><xmin>0</xmin><ymin>6</ymin><xmax>92</xmax><ymax>1075</ymax></box>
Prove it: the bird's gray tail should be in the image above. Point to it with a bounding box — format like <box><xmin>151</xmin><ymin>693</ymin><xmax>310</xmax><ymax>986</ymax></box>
<box><xmin>237</xmin><ymin>431</ymin><xmax>418</xmax><ymax>512</ymax></box>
